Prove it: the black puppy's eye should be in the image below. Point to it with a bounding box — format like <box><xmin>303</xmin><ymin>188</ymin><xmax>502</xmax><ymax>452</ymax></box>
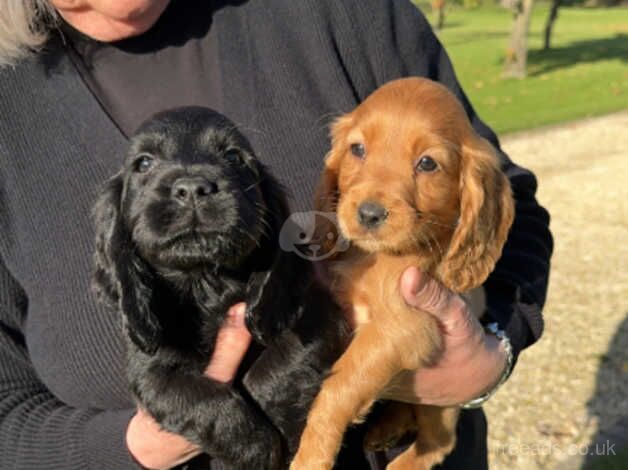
<box><xmin>224</xmin><ymin>148</ymin><xmax>243</xmax><ymax>164</ymax></box>
<box><xmin>415</xmin><ymin>156</ymin><xmax>438</xmax><ymax>173</ymax></box>
<box><xmin>134</xmin><ymin>154</ymin><xmax>154</xmax><ymax>173</ymax></box>
<box><xmin>350</xmin><ymin>143</ymin><xmax>366</xmax><ymax>159</ymax></box>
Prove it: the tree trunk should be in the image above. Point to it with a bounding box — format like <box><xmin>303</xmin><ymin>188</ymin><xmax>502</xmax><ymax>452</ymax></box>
<box><xmin>503</xmin><ymin>0</ymin><xmax>535</xmax><ymax>78</ymax></box>
<box><xmin>432</xmin><ymin>0</ymin><xmax>446</xmax><ymax>30</ymax></box>
<box><xmin>543</xmin><ymin>0</ymin><xmax>561</xmax><ymax>50</ymax></box>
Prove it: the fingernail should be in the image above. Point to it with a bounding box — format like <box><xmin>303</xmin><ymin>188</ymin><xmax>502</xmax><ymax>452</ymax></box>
<box><xmin>227</xmin><ymin>304</ymin><xmax>246</xmax><ymax>326</ymax></box>
<box><xmin>410</xmin><ymin>268</ymin><xmax>429</xmax><ymax>296</ymax></box>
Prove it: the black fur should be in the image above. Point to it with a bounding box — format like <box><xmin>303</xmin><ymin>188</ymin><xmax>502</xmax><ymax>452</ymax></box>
<box><xmin>91</xmin><ymin>107</ymin><xmax>346</xmax><ymax>469</ymax></box>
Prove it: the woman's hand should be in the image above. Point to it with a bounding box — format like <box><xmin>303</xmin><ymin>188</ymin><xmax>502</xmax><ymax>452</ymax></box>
<box><xmin>126</xmin><ymin>303</ymin><xmax>252</xmax><ymax>470</ymax></box>
<box><xmin>381</xmin><ymin>268</ymin><xmax>508</xmax><ymax>407</ymax></box>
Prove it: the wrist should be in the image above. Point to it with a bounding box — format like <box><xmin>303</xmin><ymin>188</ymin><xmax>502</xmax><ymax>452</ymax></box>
<box><xmin>461</xmin><ymin>322</ymin><xmax>513</xmax><ymax>408</ymax></box>
<box><xmin>479</xmin><ymin>333</ymin><xmax>508</xmax><ymax>393</ymax></box>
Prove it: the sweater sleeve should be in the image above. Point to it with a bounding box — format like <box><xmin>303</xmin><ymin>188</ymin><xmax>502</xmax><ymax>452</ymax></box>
<box><xmin>0</xmin><ymin>257</ymin><xmax>139</xmax><ymax>470</ymax></box>
<box><xmin>338</xmin><ymin>0</ymin><xmax>553</xmax><ymax>359</ymax></box>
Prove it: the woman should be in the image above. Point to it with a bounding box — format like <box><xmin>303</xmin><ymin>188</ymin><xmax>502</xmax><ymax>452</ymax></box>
<box><xmin>0</xmin><ymin>1</ymin><xmax>552</xmax><ymax>469</ymax></box>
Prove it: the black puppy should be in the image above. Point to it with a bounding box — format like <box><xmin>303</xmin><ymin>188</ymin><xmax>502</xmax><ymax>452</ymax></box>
<box><xmin>91</xmin><ymin>107</ymin><xmax>345</xmax><ymax>468</ymax></box>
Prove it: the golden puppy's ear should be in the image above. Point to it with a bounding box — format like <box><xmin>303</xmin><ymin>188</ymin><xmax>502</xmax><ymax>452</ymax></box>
<box><xmin>312</xmin><ymin>114</ymin><xmax>353</xmax><ymax>257</ymax></box>
<box><xmin>314</xmin><ymin>114</ymin><xmax>353</xmax><ymax>213</ymax></box>
<box><xmin>438</xmin><ymin>136</ymin><xmax>515</xmax><ymax>292</ymax></box>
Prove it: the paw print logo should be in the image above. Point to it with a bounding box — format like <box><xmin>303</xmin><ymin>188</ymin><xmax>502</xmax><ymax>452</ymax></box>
<box><xmin>279</xmin><ymin>211</ymin><xmax>350</xmax><ymax>261</ymax></box>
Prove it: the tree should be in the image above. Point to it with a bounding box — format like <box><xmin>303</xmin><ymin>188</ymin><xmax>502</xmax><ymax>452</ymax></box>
<box><xmin>503</xmin><ymin>0</ymin><xmax>535</xmax><ymax>78</ymax></box>
<box><xmin>432</xmin><ymin>0</ymin><xmax>446</xmax><ymax>30</ymax></box>
<box><xmin>543</xmin><ymin>0</ymin><xmax>562</xmax><ymax>50</ymax></box>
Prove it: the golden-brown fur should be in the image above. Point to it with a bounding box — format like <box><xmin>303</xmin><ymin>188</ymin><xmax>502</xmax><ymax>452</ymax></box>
<box><xmin>290</xmin><ymin>78</ymin><xmax>515</xmax><ymax>470</ymax></box>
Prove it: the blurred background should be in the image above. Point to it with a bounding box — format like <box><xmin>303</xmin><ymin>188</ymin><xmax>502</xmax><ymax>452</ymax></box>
<box><xmin>412</xmin><ymin>0</ymin><xmax>626</xmax><ymax>133</ymax></box>
<box><xmin>410</xmin><ymin>1</ymin><xmax>627</xmax><ymax>468</ymax></box>
<box><xmin>415</xmin><ymin>0</ymin><xmax>628</xmax><ymax>470</ymax></box>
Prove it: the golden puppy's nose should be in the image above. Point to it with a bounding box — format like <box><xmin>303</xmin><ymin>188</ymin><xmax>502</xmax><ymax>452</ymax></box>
<box><xmin>357</xmin><ymin>201</ymin><xmax>388</xmax><ymax>229</ymax></box>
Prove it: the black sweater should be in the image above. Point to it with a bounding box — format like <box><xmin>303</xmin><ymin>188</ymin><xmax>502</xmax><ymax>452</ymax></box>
<box><xmin>0</xmin><ymin>1</ymin><xmax>552</xmax><ymax>469</ymax></box>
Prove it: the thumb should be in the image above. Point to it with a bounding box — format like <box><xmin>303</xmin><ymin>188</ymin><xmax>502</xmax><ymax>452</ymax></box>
<box><xmin>400</xmin><ymin>267</ymin><xmax>469</xmax><ymax>332</ymax></box>
<box><xmin>205</xmin><ymin>303</ymin><xmax>252</xmax><ymax>383</ymax></box>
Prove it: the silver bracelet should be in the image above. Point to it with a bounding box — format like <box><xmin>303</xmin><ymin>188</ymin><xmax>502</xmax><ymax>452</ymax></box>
<box><xmin>460</xmin><ymin>322</ymin><xmax>513</xmax><ymax>409</ymax></box>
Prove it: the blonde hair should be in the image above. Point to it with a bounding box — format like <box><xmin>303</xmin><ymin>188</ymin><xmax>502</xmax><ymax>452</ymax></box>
<box><xmin>0</xmin><ymin>0</ymin><xmax>57</xmax><ymax>67</ymax></box>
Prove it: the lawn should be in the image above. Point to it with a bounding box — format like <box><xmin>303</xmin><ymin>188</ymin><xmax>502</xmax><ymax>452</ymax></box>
<box><xmin>412</xmin><ymin>2</ymin><xmax>628</xmax><ymax>134</ymax></box>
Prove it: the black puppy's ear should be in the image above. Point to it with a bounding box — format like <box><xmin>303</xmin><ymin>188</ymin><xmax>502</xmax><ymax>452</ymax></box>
<box><xmin>92</xmin><ymin>174</ymin><xmax>124</xmax><ymax>308</ymax></box>
<box><xmin>245</xmin><ymin>168</ymin><xmax>313</xmax><ymax>344</ymax></box>
<box><xmin>92</xmin><ymin>175</ymin><xmax>162</xmax><ymax>354</ymax></box>
<box><xmin>117</xmin><ymin>255</ymin><xmax>162</xmax><ymax>355</ymax></box>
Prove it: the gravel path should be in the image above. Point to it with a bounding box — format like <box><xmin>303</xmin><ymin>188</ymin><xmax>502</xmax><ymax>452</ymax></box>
<box><xmin>484</xmin><ymin>111</ymin><xmax>628</xmax><ymax>470</ymax></box>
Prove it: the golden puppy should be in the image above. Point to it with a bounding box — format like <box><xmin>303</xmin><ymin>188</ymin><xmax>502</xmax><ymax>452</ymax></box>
<box><xmin>291</xmin><ymin>77</ymin><xmax>514</xmax><ymax>470</ymax></box>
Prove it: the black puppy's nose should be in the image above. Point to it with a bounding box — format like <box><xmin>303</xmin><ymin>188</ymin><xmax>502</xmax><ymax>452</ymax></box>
<box><xmin>357</xmin><ymin>201</ymin><xmax>388</xmax><ymax>229</ymax></box>
<box><xmin>171</xmin><ymin>176</ymin><xmax>218</xmax><ymax>204</ymax></box>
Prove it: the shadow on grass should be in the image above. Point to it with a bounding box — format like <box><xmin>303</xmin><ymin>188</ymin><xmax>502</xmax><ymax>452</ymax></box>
<box><xmin>441</xmin><ymin>30</ymin><xmax>509</xmax><ymax>46</ymax></box>
<box><xmin>583</xmin><ymin>313</ymin><xmax>628</xmax><ymax>469</ymax></box>
<box><xmin>439</xmin><ymin>30</ymin><xmax>549</xmax><ymax>47</ymax></box>
<box><xmin>528</xmin><ymin>34</ymin><xmax>628</xmax><ymax>76</ymax></box>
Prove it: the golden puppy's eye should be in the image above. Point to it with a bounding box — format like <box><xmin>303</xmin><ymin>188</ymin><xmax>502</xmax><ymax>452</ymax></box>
<box><xmin>350</xmin><ymin>143</ymin><xmax>366</xmax><ymax>159</ymax></box>
<box><xmin>415</xmin><ymin>156</ymin><xmax>438</xmax><ymax>173</ymax></box>
<box><xmin>134</xmin><ymin>154</ymin><xmax>154</xmax><ymax>173</ymax></box>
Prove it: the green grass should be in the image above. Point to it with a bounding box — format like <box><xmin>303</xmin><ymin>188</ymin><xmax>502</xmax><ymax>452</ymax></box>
<box><xmin>413</xmin><ymin>3</ymin><xmax>628</xmax><ymax>133</ymax></box>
